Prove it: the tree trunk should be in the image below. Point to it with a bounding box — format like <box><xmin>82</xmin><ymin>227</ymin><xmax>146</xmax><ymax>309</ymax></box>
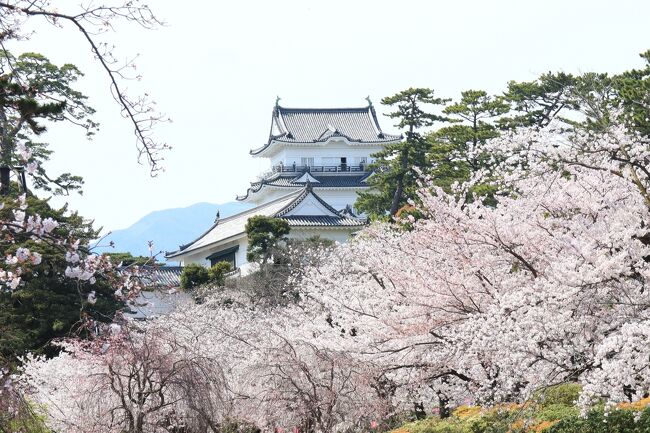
<box><xmin>389</xmin><ymin>145</ymin><xmax>410</xmax><ymax>216</ymax></box>
<box><xmin>0</xmin><ymin>166</ymin><xmax>10</xmax><ymax>196</ymax></box>
<box><xmin>438</xmin><ymin>395</ymin><xmax>451</xmax><ymax>419</ymax></box>
<box><xmin>413</xmin><ymin>401</ymin><xmax>426</xmax><ymax>420</ymax></box>
<box><xmin>390</xmin><ymin>121</ymin><xmax>416</xmax><ymax>216</ymax></box>
<box><xmin>389</xmin><ymin>175</ymin><xmax>404</xmax><ymax>216</ymax></box>
<box><xmin>135</xmin><ymin>412</ymin><xmax>145</xmax><ymax>433</ymax></box>
<box><xmin>0</xmin><ymin>121</ymin><xmax>9</xmax><ymax>196</ymax></box>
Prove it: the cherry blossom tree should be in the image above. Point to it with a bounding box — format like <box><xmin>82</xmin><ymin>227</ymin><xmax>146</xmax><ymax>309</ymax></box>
<box><xmin>22</xmin><ymin>324</ymin><xmax>229</xmax><ymax>433</ymax></box>
<box><xmin>301</xmin><ymin>117</ymin><xmax>650</xmax><ymax>413</ymax></box>
<box><xmin>19</xmin><ymin>117</ymin><xmax>650</xmax><ymax>430</ymax></box>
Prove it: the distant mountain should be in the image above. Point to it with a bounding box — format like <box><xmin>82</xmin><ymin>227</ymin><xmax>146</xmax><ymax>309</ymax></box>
<box><xmin>102</xmin><ymin>202</ymin><xmax>253</xmax><ymax>261</ymax></box>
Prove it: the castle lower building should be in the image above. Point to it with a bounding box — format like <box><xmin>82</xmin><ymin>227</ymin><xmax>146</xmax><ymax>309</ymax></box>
<box><xmin>166</xmin><ymin>100</ymin><xmax>401</xmax><ymax>273</ymax></box>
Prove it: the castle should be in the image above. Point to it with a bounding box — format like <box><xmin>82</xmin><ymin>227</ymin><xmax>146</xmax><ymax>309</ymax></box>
<box><xmin>166</xmin><ymin>100</ymin><xmax>401</xmax><ymax>273</ymax></box>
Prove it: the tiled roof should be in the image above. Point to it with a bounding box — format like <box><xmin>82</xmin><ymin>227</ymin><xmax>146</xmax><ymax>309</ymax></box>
<box><xmin>118</xmin><ymin>266</ymin><xmax>182</xmax><ymax>288</ymax></box>
<box><xmin>167</xmin><ymin>191</ymin><xmax>304</xmax><ymax>258</ymax></box>
<box><xmin>167</xmin><ymin>185</ymin><xmax>366</xmax><ymax>259</ymax></box>
<box><xmin>282</xmin><ymin>215</ymin><xmax>366</xmax><ymax>227</ymax></box>
<box><xmin>125</xmin><ymin>289</ymin><xmax>193</xmax><ymax>320</ymax></box>
<box><xmin>250</xmin><ymin>104</ymin><xmax>402</xmax><ymax>155</ymax></box>
<box><xmin>237</xmin><ymin>172</ymin><xmax>371</xmax><ymax>201</ymax></box>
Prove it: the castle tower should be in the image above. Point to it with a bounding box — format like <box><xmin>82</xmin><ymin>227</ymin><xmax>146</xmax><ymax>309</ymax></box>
<box><xmin>166</xmin><ymin>100</ymin><xmax>401</xmax><ymax>273</ymax></box>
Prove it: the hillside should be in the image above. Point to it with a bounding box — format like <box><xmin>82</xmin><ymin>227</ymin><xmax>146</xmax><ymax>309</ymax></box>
<box><xmin>100</xmin><ymin>202</ymin><xmax>253</xmax><ymax>261</ymax></box>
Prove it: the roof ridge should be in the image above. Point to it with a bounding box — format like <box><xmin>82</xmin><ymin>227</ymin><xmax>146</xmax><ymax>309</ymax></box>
<box><xmin>368</xmin><ymin>104</ymin><xmax>383</xmax><ymax>136</ymax></box>
<box><xmin>277</xmin><ymin>105</ymin><xmax>372</xmax><ymax>112</ymax></box>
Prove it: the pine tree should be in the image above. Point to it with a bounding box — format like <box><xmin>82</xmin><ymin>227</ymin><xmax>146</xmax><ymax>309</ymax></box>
<box><xmin>614</xmin><ymin>50</ymin><xmax>650</xmax><ymax>138</ymax></box>
<box><xmin>356</xmin><ymin>88</ymin><xmax>449</xmax><ymax>218</ymax></box>
<box><xmin>500</xmin><ymin>72</ymin><xmax>579</xmax><ymax>129</ymax></box>
<box><xmin>0</xmin><ymin>51</ymin><xmax>96</xmax><ymax>196</ymax></box>
<box><xmin>428</xmin><ymin>90</ymin><xmax>509</xmax><ymax>201</ymax></box>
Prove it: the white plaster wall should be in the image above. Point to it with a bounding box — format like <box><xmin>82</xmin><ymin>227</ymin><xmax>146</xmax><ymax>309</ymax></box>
<box><xmin>284</xmin><ymin>195</ymin><xmax>336</xmax><ymax>216</ymax></box>
<box><xmin>180</xmin><ymin>228</ymin><xmax>357</xmax><ymax>272</ymax></box>
<box><xmin>269</xmin><ymin>141</ymin><xmax>384</xmax><ymax>167</ymax></box>
<box><xmin>177</xmin><ymin>237</ymin><xmax>248</xmax><ymax>270</ymax></box>
<box><xmin>247</xmin><ymin>187</ymin><xmax>363</xmax><ymax>209</ymax></box>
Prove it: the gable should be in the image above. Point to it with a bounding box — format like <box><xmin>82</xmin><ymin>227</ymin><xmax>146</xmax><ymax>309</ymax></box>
<box><xmin>280</xmin><ymin>192</ymin><xmax>340</xmax><ymax>217</ymax></box>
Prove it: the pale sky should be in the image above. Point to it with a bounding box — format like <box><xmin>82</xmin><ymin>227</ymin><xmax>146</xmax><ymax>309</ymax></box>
<box><xmin>9</xmin><ymin>0</ymin><xmax>650</xmax><ymax>232</ymax></box>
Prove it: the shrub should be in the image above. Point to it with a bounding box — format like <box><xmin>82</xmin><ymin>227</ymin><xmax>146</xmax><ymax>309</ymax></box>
<box><xmin>547</xmin><ymin>407</ymin><xmax>650</xmax><ymax>433</ymax></box>
<box><xmin>208</xmin><ymin>261</ymin><xmax>233</xmax><ymax>286</ymax></box>
<box><xmin>534</xmin><ymin>384</ymin><xmax>582</xmax><ymax>408</ymax></box>
<box><xmin>180</xmin><ymin>263</ymin><xmax>209</xmax><ymax>290</ymax></box>
<box><xmin>391</xmin><ymin>402</ymin><xmax>650</xmax><ymax>433</ymax></box>
<box><xmin>465</xmin><ymin>408</ymin><xmax>516</xmax><ymax>433</ymax></box>
<box><xmin>536</xmin><ymin>404</ymin><xmax>579</xmax><ymax>422</ymax></box>
<box><xmin>245</xmin><ymin>215</ymin><xmax>290</xmax><ymax>266</ymax></box>
<box><xmin>219</xmin><ymin>418</ymin><xmax>260</xmax><ymax>433</ymax></box>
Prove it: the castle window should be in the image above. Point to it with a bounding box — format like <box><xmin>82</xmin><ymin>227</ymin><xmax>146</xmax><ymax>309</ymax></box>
<box><xmin>206</xmin><ymin>245</ymin><xmax>239</xmax><ymax>268</ymax></box>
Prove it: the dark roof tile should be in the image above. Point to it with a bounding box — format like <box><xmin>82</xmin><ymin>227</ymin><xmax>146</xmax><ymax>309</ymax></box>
<box><xmin>281</xmin><ymin>215</ymin><xmax>366</xmax><ymax>227</ymax></box>
<box><xmin>119</xmin><ymin>266</ymin><xmax>183</xmax><ymax>288</ymax></box>
<box><xmin>251</xmin><ymin>104</ymin><xmax>401</xmax><ymax>155</ymax></box>
<box><xmin>237</xmin><ymin>173</ymin><xmax>371</xmax><ymax>201</ymax></box>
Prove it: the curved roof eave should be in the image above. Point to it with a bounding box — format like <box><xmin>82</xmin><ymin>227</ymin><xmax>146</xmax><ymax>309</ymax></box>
<box><xmin>167</xmin><ymin>186</ymin><xmax>367</xmax><ymax>259</ymax></box>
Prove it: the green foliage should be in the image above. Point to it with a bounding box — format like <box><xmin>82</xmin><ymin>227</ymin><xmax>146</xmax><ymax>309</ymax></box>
<box><xmin>547</xmin><ymin>407</ymin><xmax>650</xmax><ymax>433</ymax></box>
<box><xmin>0</xmin><ymin>402</ymin><xmax>51</xmax><ymax>433</ymax></box>
<box><xmin>466</xmin><ymin>410</ymin><xmax>516</xmax><ymax>433</ymax></box>
<box><xmin>301</xmin><ymin>235</ymin><xmax>335</xmax><ymax>248</ymax></box>
<box><xmin>396</xmin><ymin>417</ymin><xmax>471</xmax><ymax>433</ymax></box>
<box><xmin>440</xmin><ymin>90</ymin><xmax>509</xmax><ymax>146</ymax></box>
<box><xmin>358</xmin><ymin>50</ymin><xmax>650</xmax><ymax>221</ymax></box>
<box><xmin>427</xmin><ymin>89</ymin><xmax>508</xmax><ymax>205</ymax></box>
<box><xmin>536</xmin><ymin>405</ymin><xmax>579</xmax><ymax>423</ymax></box>
<box><xmin>391</xmin><ymin>392</ymin><xmax>650</xmax><ymax>433</ymax></box>
<box><xmin>500</xmin><ymin>72</ymin><xmax>579</xmax><ymax>129</ymax></box>
<box><xmin>567</xmin><ymin>72</ymin><xmax>617</xmax><ymax>133</ymax></box>
<box><xmin>245</xmin><ymin>215</ymin><xmax>290</xmax><ymax>266</ymax></box>
<box><xmin>208</xmin><ymin>261</ymin><xmax>233</xmax><ymax>286</ymax></box>
<box><xmin>0</xmin><ymin>51</ymin><xmax>96</xmax><ymax>195</ymax></box>
<box><xmin>613</xmin><ymin>49</ymin><xmax>650</xmax><ymax>138</ymax></box>
<box><xmin>180</xmin><ymin>263</ymin><xmax>210</xmax><ymax>290</ymax></box>
<box><xmin>356</xmin><ymin>88</ymin><xmax>450</xmax><ymax>218</ymax></box>
<box><xmin>394</xmin><ymin>407</ymin><xmax>519</xmax><ymax>433</ymax></box>
<box><xmin>3</xmin><ymin>411</ymin><xmax>51</xmax><ymax>433</ymax></box>
<box><xmin>0</xmin><ymin>191</ymin><xmax>122</xmax><ymax>361</ymax></box>
<box><xmin>104</xmin><ymin>252</ymin><xmax>160</xmax><ymax>266</ymax></box>
<box><xmin>534</xmin><ymin>384</ymin><xmax>582</xmax><ymax>408</ymax></box>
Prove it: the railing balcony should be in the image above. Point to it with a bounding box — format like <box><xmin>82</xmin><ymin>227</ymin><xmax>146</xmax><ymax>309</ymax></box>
<box><xmin>272</xmin><ymin>164</ymin><xmax>367</xmax><ymax>174</ymax></box>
